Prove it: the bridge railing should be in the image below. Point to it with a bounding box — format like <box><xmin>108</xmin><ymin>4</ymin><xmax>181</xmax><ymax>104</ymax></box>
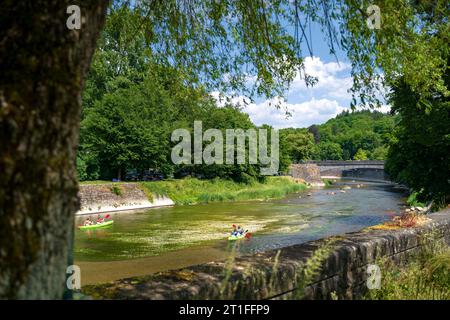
<box><xmin>302</xmin><ymin>160</ymin><xmax>385</xmax><ymax>166</ymax></box>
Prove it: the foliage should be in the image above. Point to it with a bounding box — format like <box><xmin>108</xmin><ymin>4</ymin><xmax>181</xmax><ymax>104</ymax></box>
<box><xmin>139</xmin><ymin>177</ymin><xmax>306</xmax><ymax>205</ymax></box>
<box><xmin>317</xmin><ymin>110</ymin><xmax>396</xmax><ymax>160</ymax></box>
<box><xmin>110</xmin><ymin>185</ymin><xmax>123</xmax><ymax>196</ymax></box>
<box><xmin>339</xmin><ymin>0</ymin><xmax>450</xmax><ymax>107</ymax></box>
<box><xmin>292</xmin><ymin>237</ymin><xmax>337</xmax><ymax>299</ymax></box>
<box><xmin>366</xmin><ymin>235</ymin><xmax>450</xmax><ymax>300</ymax></box>
<box><xmin>79</xmin><ymin>2</ymin><xmax>449</xmax><ymax>207</ymax></box>
<box><xmin>279</xmin><ymin>110</ymin><xmax>396</xmax><ymax>163</ymax></box>
<box><xmin>353</xmin><ymin>148</ymin><xmax>368</xmax><ymax>160</ymax></box>
<box><xmin>314</xmin><ymin>142</ymin><xmax>343</xmax><ymax>161</ymax></box>
<box><xmin>279</xmin><ymin>129</ymin><xmax>315</xmax><ymax>166</ymax></box>
<box><xmin>385</xmin><ymin>75</ymin><xmax>450</xmax><ymax>203</ymax></box>
<box><xmin>79</xmin><ymin>7</ymin><xmax>273</xmax><ymax>182</ymax></box>
<box><xmin>406</xmin><ymin>192</ymin><xmax>426</xmax><ymax>208</ymax></box>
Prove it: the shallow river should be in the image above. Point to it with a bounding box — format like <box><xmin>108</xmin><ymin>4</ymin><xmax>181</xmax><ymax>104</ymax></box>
<box><xmin>74</xmin><ymin>180</ymin><xmax>406</xmax><ymax>285</ymax></box>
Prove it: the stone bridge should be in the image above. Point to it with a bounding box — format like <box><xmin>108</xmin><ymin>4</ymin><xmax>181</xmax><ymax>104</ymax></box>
<box><xmin>290</xmin><ymin>160</ymin><xmax>387</xmax><ymax>182</ymax></box>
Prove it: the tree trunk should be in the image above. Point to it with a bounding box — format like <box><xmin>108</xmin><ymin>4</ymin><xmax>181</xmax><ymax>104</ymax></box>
<box><xmin>0</xmin><ymin>1</ymin><xmax>108</xmax><ymax>299</ymax></box>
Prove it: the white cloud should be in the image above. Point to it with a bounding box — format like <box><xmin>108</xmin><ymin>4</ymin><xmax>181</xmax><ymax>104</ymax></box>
<box><xmin>290</xmin><ymin>56</ymin><xmax>353</xmax><ymax>101</ymax></box>
<box><xmin>211</xmin><ymin>56</ymin><xmax>391</xmax><ymax>129</ymax></box>
<box><xmin>243</xmin><ymin>97</ymin><xmax>347</xmax><ymax>129</ymax></box>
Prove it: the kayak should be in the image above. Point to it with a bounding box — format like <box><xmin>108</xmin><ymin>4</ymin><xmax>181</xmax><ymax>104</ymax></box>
<box><xmin>79</xmin><ymin>220</ymin><xmax>114</xmax><ymax>230</ymax></box>
<box><xmin>228</xmin><ymin>234</ymin><xmax>246</xmax><ymax>241</ymax></box>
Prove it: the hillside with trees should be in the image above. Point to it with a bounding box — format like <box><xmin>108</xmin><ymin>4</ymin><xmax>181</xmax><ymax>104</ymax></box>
<box><xmin>280</xmin><ymin>110</ymin><xmax>397</xmax><ymax>168</ymax></box>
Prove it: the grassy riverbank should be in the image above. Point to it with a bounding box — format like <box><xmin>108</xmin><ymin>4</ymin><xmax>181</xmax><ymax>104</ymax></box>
<box><xmin>140</xmin><ymin>176</ymin><xmax>307</xmax><ymax>205</ymax></box>
<box><xmin>366</xmin><ymin>235</ymin><xmax>450</xmax><ymax>300</ymax></box>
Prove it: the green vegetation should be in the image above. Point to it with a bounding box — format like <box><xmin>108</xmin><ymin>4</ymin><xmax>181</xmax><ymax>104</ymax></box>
<box><xmin>385</xmin><ymin>72</ymin><xmax>450</xmax><ymax>205</ymax></box>
<box><xmin>351</xmin><ymin>0</ymin><xmax>449</xmax><ymax>205</ymax></box>
<box><xmin>353</xmin><ymin>149</ymin><xmax>368</xmax><ymax>161</ymax></box>
<box><xmin>312</xmin><ymin>111</ymin><xmax>397</xmax><ymax>161</ymax></box>
<box><xmin>140</xmin><ymin>177</ymin><xmax>306</xmax><ymax>205</ymax></box>
<box><xmin>279</xmin><ymin>110</ymin><xmax>397</xmax><ymax>169</ymax></box>
<box><xmin>406</xmin><ymin>192</ymin><xmax>426</xmax><ymax>208</ymax></box>
<box><xmin>366</xmin><ymin>234</ymin><xmax>450</xmax><ymax>300</ymax></box>
<box><xmin>78</xmin><ymin>7</ymin><xmax>265</xmax><ymax>183</ymax></box>
<box><xmin>109</xmin><ymin>185</ymin><xmax>123</xmax><ymax>197</ymax></box>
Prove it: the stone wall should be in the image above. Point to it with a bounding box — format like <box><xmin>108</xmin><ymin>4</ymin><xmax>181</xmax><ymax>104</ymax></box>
<box><xmin>77</xmin><ymin>183</ymin><xmax>174</xmax><ymax>215</ymax></box>
<box><xmin>289</xmin><ymin>164</ymin><xmax>323</xmax><ymax>185</ymax></box>
<box><xmin>82</xmin><ymin>208</ymin><xmax>450</xmax><ymax>300</ymax></box>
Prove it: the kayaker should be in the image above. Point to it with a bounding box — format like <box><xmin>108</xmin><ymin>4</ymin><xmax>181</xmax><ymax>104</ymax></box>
<box><xmin>231</xmin><ymin>224</ymin><xmax>238</xmax><ymax>236</ymax></box>
<box><xmin>96</xmin><ymin>214</ymin><xmax>105</xmax><ymax>224</ymax></box>
<box><xmin>83</xmin><ymin>217</ymin><xmax>94</xmax><ymax>226</ymax></box>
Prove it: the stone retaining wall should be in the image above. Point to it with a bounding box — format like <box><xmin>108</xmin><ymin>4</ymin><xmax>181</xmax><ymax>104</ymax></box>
<box><xmin>77</xmin><ymin>183</ymin><xmax>174</xmax><ymax>215</ymax></box>
<box><xmin>82</xmin><ymin>208</ymin><xmax>450</xmax><ymax>300</ymax></box>
<box><xmin>289</xmin><ymin>164</ymin><xmax>323</xmax><ymax>185</ymax></box>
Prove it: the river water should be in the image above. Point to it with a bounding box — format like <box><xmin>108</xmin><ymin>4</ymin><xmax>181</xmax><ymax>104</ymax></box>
<box><xmin>74</xmin><ymin>180</ymin><xmax>406</xmax><ymax>285</ymax></box>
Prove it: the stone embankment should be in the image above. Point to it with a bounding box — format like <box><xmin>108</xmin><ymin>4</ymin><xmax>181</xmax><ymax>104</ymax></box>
<box><xmin>289</xmin><ymin>164</ymin><xmax>324</xmax><ymax>186</ymax></box>
<box><xmin>77</xmin><ymin>183</ymin><xmax>174</xmax><ymax>215</ymax></box>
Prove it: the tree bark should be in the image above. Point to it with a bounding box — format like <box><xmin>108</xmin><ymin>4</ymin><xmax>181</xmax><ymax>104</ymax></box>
<box><xmin>0</xmin><ymin>1</ymin><xmax>108</xmax><ymax>298</ymax></box>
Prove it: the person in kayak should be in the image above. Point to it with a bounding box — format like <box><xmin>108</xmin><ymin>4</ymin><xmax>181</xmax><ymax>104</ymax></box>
<box><xmin>83</xmin><ymin>216</ymin><xmax>94</xmax><ymax>226</ymax></box>
<box><xmin>96</xmin><ymin>214</ymin><xmax>105</xmax><ymax>224</ymax></box>
<box><xmin>231</xmin><ymin>224</ymin><xmax>240</xmax><ymax>236</ymax></box>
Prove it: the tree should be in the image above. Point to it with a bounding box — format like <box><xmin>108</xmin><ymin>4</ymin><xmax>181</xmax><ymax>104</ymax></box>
<box><xmin>370</xmin><ymin>146</ymin><xmax>389</xmax><ymax>160</ymax></box>
<box><xmin>81</xmin><ymin>77</ymin><xmax>176</xmax><ymax>180</ymax></box>
<box><xmin>307</xmin><ymin>125</ymin><xmax>321</xmax><ymax>144</ymax></box>
<box><xmin>314</xmin><ymin>142</ymin><xmax>343</xmax><ymax>160</ymax></box>
<box><xmin>310</xmin><ymin>110</ymin><xmax>395</xmax><ymax>160</ymax></box>
<box><xmin>0</xmin><ymin>0</ymin><xmax>109</xmax><ymax>299</ymax></box>
<box><xmin>280</xmin><ymin>129</ymin><xmax>315</xmax><ymax>164</ymax></box>
<box><xmin>353</xmin><ymin>149</ymin><xmax>368</xmax><ymax>161</ymax></box>
<box><xmin>386</xmin><ymin>78</ymin><xmax>450</xmax><ymax>204</ymax></box>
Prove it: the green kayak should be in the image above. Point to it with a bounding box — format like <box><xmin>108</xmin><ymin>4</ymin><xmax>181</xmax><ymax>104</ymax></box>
<box><xmin>228</xmin><ymin>234</ymin><xmax>245</xmax><ymax>241</ymax></box>
<box><xmin>79</xmin><ymin>220</ymin><xmax>114</xmax><ymax>230</ymax></box>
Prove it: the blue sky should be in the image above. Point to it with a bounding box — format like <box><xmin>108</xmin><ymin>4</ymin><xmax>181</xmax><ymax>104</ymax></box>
<box><xmin>213</xmin><ymin>22</ymin><xmax>389</xmax><ymax>129</ymax></box>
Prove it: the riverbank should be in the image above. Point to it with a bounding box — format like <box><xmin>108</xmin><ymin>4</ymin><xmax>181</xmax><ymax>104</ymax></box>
<box><xmin>77</xmin><ymin>177</ymin><xmax>308</xmax><ymax>214</ymax></box>
<box><xmin>139</xmin><ymin>176</ymin><xmax>307</xmax><ymax>205</ymax></box>
<box><xmin>77</xmin><ymin>183</ymin><xmax>174</xmax><ymax>215</ymax></box>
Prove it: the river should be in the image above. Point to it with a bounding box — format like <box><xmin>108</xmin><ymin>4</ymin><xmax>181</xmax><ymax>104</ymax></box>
<box><xmin>74</xmin><ymin>179</ymin><xmax>406</xmax><ymax>285</ymax></box>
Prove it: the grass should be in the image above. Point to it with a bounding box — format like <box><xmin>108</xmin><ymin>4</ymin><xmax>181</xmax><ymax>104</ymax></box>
<box><xmin>139</xmin><ymin>176</ymin><xmax>307</xmax><ymax>205</ymax></box>
<box><xmin>110</xmin><ymin>185</ymin><xmax>123</xmax><ymax>196</ymax></box>
<box><xmin>406</xmin><ymin>191</ymin><xmax>426</xmax><ymax>207</ymax></box>
<box><xmin>365</xmin><ymin>232</ymin><xmax>450</xmax><ymax>300</ymax></box>
<box><xmin>79</xmin><ymin>180</ymin><xmax>126</xmax><ymax>185</ymax></box>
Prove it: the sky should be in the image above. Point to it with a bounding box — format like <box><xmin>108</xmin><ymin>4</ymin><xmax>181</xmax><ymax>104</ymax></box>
<box><xmin>213</xmin><ymin>22</ymin><xmax>389</xmax><ymax>129</ymax></box>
